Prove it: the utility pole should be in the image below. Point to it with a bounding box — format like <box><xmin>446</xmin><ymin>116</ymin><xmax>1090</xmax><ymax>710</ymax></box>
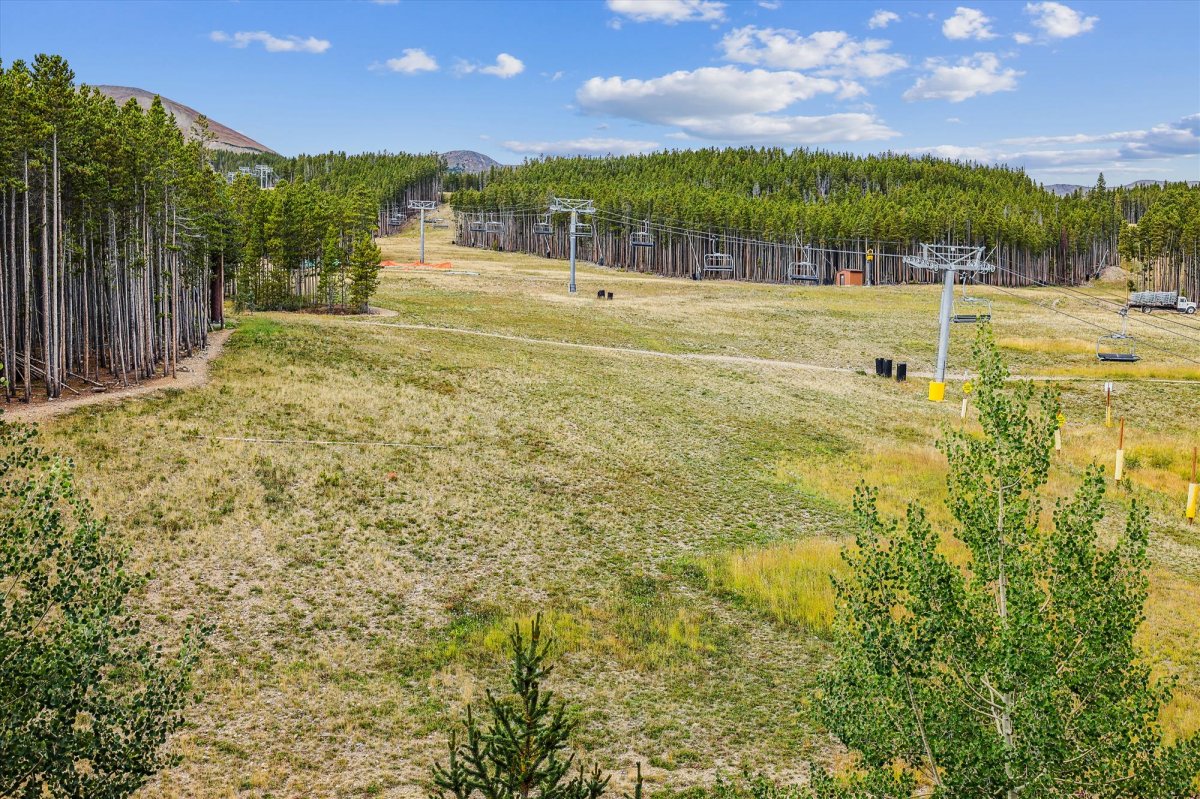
<box><xmin>903</xmin><ymin>244</ymin><xmax>994</xmax><ymax>402</ymax></box>
<box><xmin>549</xmin><ymin>197</ymin><xmax>595</xmax><ymax>293</ymax></box>
<box><xmin>408</xmin><ymin>199</ymin><xmax>437</xmax><ymax>264</ymax></box>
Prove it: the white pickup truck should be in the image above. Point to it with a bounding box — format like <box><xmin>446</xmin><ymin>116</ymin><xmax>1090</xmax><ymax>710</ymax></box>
<box><xmin>1127</xmin><ymin>291</ymin><xmax>1198</xmax><ymax>314</ymax></box>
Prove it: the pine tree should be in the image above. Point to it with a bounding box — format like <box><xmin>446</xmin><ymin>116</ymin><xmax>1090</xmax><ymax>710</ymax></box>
<box><xmin>819</xmin><ymin>326</ymin><xmax>1200</xmax><ymax>797</ymax></box>
<box><xmin>348</xmin><ymin>231</ymin><xmax>381</xmax><ymax>313</ymax></box>
<box><xmin>429</xmin><ymin>615</ymin><xmax>623</xmax><ymax>799</ymax></box>
<box><xmin>318</xmin><ymin>228</ymin><xmax>343</xmax><ymax>310</ymax></box>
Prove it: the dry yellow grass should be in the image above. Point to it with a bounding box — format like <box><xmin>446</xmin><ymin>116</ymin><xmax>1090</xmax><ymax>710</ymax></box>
<box><xmin>702</xmin><ymin>538</ymin><xmax>845</xmax><ymax>633</ymax></box>
<box><xmin>15</xmin><ymin>209</ymin><xmax>1197</xmax><ymax>798</ymax></box>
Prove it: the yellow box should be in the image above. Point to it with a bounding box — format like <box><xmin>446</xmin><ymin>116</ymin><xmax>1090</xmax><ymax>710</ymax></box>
<box><xmin>928</xmin><ymin>381</ymin><xmax>946</xmax><ymax>402</ymax></box>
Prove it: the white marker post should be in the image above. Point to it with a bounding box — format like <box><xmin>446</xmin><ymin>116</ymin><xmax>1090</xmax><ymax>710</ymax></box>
<box><xmin>1187</xmin><ymin>447</ymin><xmax>1198</xmax><ymax>525</ymax></box>
<box><xmin>1104</xmin><ymin>381</ymin><xmax>1114</xmax><ymax>428</ymax></box>
<box><xmin>1054</xmin><ymin>411</ymin><xmax>1065</xmax><ymax>452</ymax></box>
<box><xmin>1114</xmin><ymin>418</ymin><xmax>1126</xmax><ymax>482</ymax></box>
<box><xmin>961</xmin><ymin>380</ymin><xmax>973</xmax><ymax>419</ymax></box>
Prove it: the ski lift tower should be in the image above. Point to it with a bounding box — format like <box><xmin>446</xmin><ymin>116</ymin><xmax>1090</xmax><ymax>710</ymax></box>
<box><xmin>903</xmin><ymin>243</ymin><xmax>994</xmax><ymax>402</ymax></box>
<box><xmin>549</xmin><ymin>196</ymin><xmax>595</xmax><ymax>293</ymax></box>
<box><xmin>408</xmin><ymin>199</ymin><xmax>437</xmax><ymax>264</ymax></box>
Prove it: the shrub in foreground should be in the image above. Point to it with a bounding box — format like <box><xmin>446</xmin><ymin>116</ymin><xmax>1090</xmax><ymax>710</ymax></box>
<box><xmin>821</xmin><ymin>326</ymin><xmax>1200</xmax><ymax>797</ymax></box>
<box><xmin>0</xmin><ymin>401</ymin><xmax>202</xmax><ymax>798</ymax></box>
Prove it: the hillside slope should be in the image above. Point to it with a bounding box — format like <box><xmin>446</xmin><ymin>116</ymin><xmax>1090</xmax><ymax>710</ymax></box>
<box><xmin>96</xmin><ymin>85</ymin><xmax>275</xmax><ymax>155</ymax></box>
<box><xmin>442</xmin><ymin>149</ymin><xmax>501</xmax><ymax>173</ymax></box>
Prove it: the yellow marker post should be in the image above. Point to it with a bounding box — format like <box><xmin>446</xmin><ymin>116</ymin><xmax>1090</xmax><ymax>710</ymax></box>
<box><xmin>929</xmin><ymin>381</ymin><xmax>946</xmax><ymax>402</ymax></box>
<box><xmin>961</xmin><ymin>380</ymin><xmax>973</xmax><ymax>419</ymax></box>
<box><xmin>1114</xmin><ymin>418</ymin><xmax>1126</xmax><ymax>482</ymax></box>
<box><xmin>1055</xmin><ymin>412</ymin><xmax>1065</xmax><ymax>452</ymax></box>
<box><xmin>1187</xmin><ymin>447</ymin><xmax>1198</xmax><ymax>525</ymax></box>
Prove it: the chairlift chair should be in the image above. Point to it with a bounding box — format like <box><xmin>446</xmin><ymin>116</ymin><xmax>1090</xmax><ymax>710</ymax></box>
<box><xmin>468</xmin><ymin>214</ymin><xmax>486</xmax><ymax>233</ymax></box>
<box><xmin>703</xmin><ymin>253</ymin><xmax>734</xmax><ymax>273</ymax></box>
<box><xmin>484</xmin><ymin>214</ymin><xmax>504</xmax><ymax>234</ymax></box>
<box><xmin>788</xmin><ymin>246</ymin><xmax>818</xmax><ymax>282</ymax></box>
<box><xmin>951</xmin><ymin>278</ymin><xmax>993</xmax><ymax>323</ymax></box>
<box><xmin>1096</xmin><ymin>309</ymin><xmax>1140</xmax><ymax>362</ymax></box>
<box><xmin>951</xmin><ymin>296</ymin><xmax>993</xmax><ymax>323</ymax></box>
<box><xmin>572</xmin><ymin>221</ymin><xmax>593</xmax><ymax>237</ymax></box>
<box><xmin>534</xmin><ymin>214</ymin><xmax>553</xmax><ymax>236</ymax></box>
<box><xmin>630</xmin><ymin>221</ymin><xmax>654</xmax><ymax>248</ymax></box>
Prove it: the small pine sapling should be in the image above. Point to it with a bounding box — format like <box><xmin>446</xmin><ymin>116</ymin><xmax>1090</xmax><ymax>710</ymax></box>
<box><xmin>429</xmin><ymin>614</ymin><xmax>638</xmax><ymax>799</ymax></box>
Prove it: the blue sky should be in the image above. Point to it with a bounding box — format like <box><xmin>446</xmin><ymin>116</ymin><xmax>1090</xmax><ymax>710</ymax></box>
<box><xmin>2</xmin><ymin>0</ymin><xmax>1198</xmax><ymax>184</ymax></box>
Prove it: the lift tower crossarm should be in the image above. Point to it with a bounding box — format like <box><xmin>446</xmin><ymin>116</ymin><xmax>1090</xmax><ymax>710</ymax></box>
<box><xmin>902</xmin><ymin>244</ymin><xmax>995</xmax><ymax>402</ymax></box>
<box><xmin>549</xmin><ymin>197</ymin><xmax>596</xmax><ymax>293</ymax></box>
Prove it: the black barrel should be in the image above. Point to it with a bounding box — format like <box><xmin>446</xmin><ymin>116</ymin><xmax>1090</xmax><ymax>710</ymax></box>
<box><xmin>896</xmin><ymin>362</ymin><xmax>907</xmax><ymax>382</ymax></box>
<box><xmin>884</xmin><ymin>359</ymin><xmax>893</xmax><ymax>378</ymax></box>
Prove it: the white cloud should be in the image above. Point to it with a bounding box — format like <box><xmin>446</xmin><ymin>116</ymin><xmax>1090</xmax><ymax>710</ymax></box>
<box><xmin>903</xmin><ymin>53</ymin><xmax>1020</xmax><ymax>102</ymax></box>
<box><xmin>606</xmin><ymin>0</ymin><xmax>726</xmax><ymax>24</ymax></box>
<box><xmin>1025</xmin><ymin>2</ymin><xmax>1098</xmax><ymax>38</ymax></box>
<box><xmin>670</xmin><ymin>112</ymin><xmax>899</xmax><ymax>144</ymax></box>
<box><xmin>908</xmin><ymin>115</ymin><xmax>1200</xmax><ymax>175</ymax></box>
<box><xmin>942</xmin><ymin>7</ymin><xmax>996</xmax><ymax>40</ymax></box>
<box><xmin>1013</xmin><ymin>32</ymin><xmax>1033</xmax><ymax>44</ymax></box>
<box><xmin>911</xmin><ymin>144</ymin><xmax>993</xmax><ymax>162</ymax></box>
<box><xmin>996</xmin><ymin>114</ymin><xmax>1200</xmax><ymax>156</ymax></box>
<box><xmin>868</xmin><ymin>10</ymin><xmax>900</xmax><ymax>29</ymax></box>
<box><xmin>758</xmin><ymin>0</ymin><xmax>782</xmax><ymax>8</ymax></box>
<box><xmin>578</xmin><ymin>66</ymin><xmax>841</xmax><ymax>122</ymax></box>
<box><xmin>576</xmin><ymin>65</ymin><xmax>898</xmax><ymax>144</ymax></box>
<box><xmin>381</xmin><ymin>48</ymin><xmax>438</xmax><ymax>74</ymax></box>
<box><xmin>459</xmin><ymin>53</ymin><xmax>525</xmax><ymax>78</ymax></box>
<box><xmin>720</xmin><ymin>26</ymin><xmax>907</xmax><ymax>79</ymax></box>
<box><xmin>946</xmin><ymin>116</ymin><xmax>962</xmax><ymax>123</ymax></box>
<box><xmin>370</xmin><ymin>0</ymin><xmax>400</xmax><ymax>4</ymax></box>
<box><xmin>482</xmin><ymin>53</ymin><xmax>525</xmax><ymax>78</ymax></box>
<box><xmin>503</xmin><ymin>137</ymin><xmax>660</xmax><ymax>156</ymax></box>
<box><xmin>209</xmin><ymin>30</ymin><xmax>330</xmax><ymax>54</ymax></box>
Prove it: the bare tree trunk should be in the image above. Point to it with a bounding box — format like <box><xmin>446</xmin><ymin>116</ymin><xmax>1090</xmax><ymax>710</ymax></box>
<box><xmin>23</xmin><ymin>154</ymin><xmax>32</xmax><ymax>402</ymax></box>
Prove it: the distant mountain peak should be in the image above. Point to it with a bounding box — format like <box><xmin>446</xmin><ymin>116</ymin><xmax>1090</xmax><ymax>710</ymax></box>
<box><xmin>1043</xmin><ymin>179</ymin><xmax>1198</xmax><ymax>197</ymax></box>
<box><xmin>442</xmin><ymin>150</ymin><xmax>502</xmax><ymax>174</ymax></box>
<box><xmin>95</xmin><ymin>85</ymin><xmax>276</xmax><ymax>155</ymax></box>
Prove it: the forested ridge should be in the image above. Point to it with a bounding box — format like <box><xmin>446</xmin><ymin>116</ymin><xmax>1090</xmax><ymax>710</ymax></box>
<box><xmin>0</xmin><ymin>55</ymin><xmax>436</xmax><ymax>403</ymax></box>
<box><xmin>452</xmin><ymin>150</ymin><xmax>1199</xmax><ymax>294</ymax></box>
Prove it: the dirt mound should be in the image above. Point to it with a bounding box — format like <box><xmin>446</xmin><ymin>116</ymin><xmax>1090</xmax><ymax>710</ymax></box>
<box><xmin>1098</xmin><ymin>265</ymin><xmax>1131</xmax><ymax>283</ymax></box>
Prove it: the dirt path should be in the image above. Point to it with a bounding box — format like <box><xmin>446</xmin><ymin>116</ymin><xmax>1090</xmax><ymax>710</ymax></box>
<box><xmin>354</xmin><ymin>320</ymin><xmax>856</xmax><ymax>374</ymax></box>
<box><xmin>3</xmin><ymin>328</ymin><xmax>234</xmax><ymax>424</ymax></box>
<box><xmin>354</xmin><ymin>320</ymin><xmax>1200</xmax><ymax>385</ymax></box>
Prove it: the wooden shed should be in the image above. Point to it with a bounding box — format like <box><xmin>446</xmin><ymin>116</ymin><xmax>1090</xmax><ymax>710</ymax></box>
<box><xmin>835</xmin><ymin>269</ymin><xmax>864</xmax><ymax>286</ymax></box>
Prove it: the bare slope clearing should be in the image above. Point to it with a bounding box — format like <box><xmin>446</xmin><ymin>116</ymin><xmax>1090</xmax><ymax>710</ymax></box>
<box><xmin>24</xmin><ymin>212</ymin><xmax>1198</xmax><ymax>799</ymax></box>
